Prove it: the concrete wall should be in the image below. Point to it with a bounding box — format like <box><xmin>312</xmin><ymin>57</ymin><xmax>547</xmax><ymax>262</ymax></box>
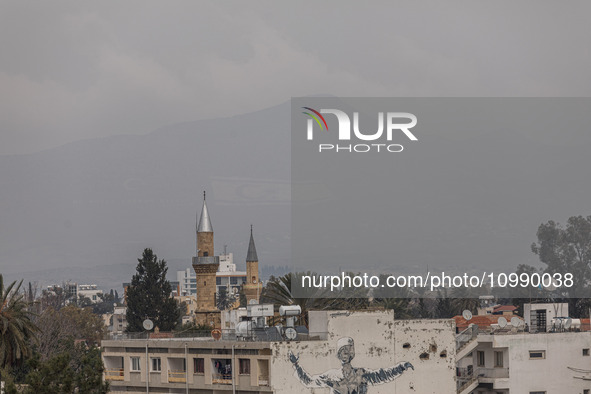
<box><xmin>490</xmin><ymin>332</ymin><xmax>591</xmax><ymax>394</ymax></box>
<box><xmin>270</xmin><ymin>310</ymin><xmax>457</xmax><ymax>394</ymax></box>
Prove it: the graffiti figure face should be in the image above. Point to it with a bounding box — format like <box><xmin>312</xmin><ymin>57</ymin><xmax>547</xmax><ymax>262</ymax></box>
<box><xmin>337</xmin><ymin>344</ymin><xmax>355</xmax><ymax>364</ymax></box>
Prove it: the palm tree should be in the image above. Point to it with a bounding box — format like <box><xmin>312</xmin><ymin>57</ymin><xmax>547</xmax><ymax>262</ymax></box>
<box><xmin>451</xmin><ymin>287</ymin><xmax>481</xmax><ymax>317</ymax></box>
<box><xmin>0</xmin><ymin>274</ymin><xmax>39</xmax><ymax>368</ymax></box>
<box><xmin>261</xmin><ymin>272</ymin><xmax>370</xmax><ymax>327</ymax></box>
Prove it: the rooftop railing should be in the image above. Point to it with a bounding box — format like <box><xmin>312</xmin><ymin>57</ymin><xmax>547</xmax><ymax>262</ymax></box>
<box><xmin>103</xmin><ymin>330</ymin><xmax>328</xmax><ymax>342</ymax></box>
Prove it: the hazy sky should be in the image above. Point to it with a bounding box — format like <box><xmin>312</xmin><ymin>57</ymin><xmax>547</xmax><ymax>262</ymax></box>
<box><xmin>2</xmin><ymin>1</ymin><xmax>591</xmax><ymax>155</ymax></box>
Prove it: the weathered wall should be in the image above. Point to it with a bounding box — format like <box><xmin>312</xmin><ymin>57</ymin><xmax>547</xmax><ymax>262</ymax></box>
<box><xmin>270</xmin><ymin>311</ymin><xmax>457</xmax><ymax>394</ymax></box>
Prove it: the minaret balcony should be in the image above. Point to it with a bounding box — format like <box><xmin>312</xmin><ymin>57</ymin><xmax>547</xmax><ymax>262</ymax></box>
<box><xmin>192</xmin><ymin>255</ymin><xmax>220</xmax><ymax>265</ymax></box>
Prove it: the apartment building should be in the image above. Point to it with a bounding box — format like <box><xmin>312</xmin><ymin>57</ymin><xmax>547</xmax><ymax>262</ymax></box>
<box><xmin>102</xmin><ymin>310</ymin><xmax>457</xmax><ymax>393</ymax></box>
<box><xmin>456</xmin><ymin>303</ymin><xmax>591</xmax><ymax>394</ymax></box>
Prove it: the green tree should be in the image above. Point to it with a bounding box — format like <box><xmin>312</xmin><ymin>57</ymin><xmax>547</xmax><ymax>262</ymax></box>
<box><xmin>0</xmin><ymin>275</ymin><xmax>39</xmax><ymax>369</ymax></box>
<box><xmin>531</xmin><ymin>216</ymin><xmax>591</xmax><ymax>316</ymax></box>
<box><xmin>216</xmin><ymin>287</ymin><xmax>236</xmax><ymax>310</ymax></box>
<box><xmin>92</xmin><ymin>291</ymin><xmax>115</xmax><ymax>315</ymax></box>
<box><xmin>531</xmin><ymin>216</ymin><xmax>591</xmax><ymax>295</ymax></box>
<box><xmin>434</xmin><ymin>289</ymin><xmax>456</xmax><ymax>318</ymax></box>
<box><xmin>450</xmin><ymin>286</ymin><xmax>480</xmax><ymax>316</ymax></box>
<box><xmin>126</xmin><ymin>248</ymin><xmax>181</xmax><ymax>332</ymax></box>
<box><xmin>3</xmin><ymin>343</ymin><xmax>109</xmax><ymax>394</ymax></box>
<box><xmin>71</xmin><ymin>345</ymin><xmax>109</xmax><ymax>393</ymax></box>
<box><xmin>372</xmin><ymin>276</ymin><xmax>414</xmax><ymax>319</ymax></box>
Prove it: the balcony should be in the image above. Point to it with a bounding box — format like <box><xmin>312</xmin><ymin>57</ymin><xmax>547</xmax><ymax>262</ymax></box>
<box><xmin>212</xmin><ymin>373</ymin><xmax>232</xmax><ymax>385</ymax></box>
<box><xmin>477</xmin><ymin>368</ymin><xmax>509</xmax><ymax>379</ymax></box>
<box><xmin>193</xmin><ymin>256</ymin><xmax>220</xmax><ymax>265</ymax></box>
<box><xmin>168</xmin><ymin>370</ymin><xmax>187</xmax><ymax>383</ymax></box>
<box><xmin>104</xmin><ymin>369</ymin><xmax>124</xmax><ymax>381</ymax></box>
<box><xmin>258</xmin><ymin>374</ymin><xmax>270</xmax><ymax>386</ymax></box>
<box><xmin>457</xmin><ymin>368</ymin><xmax>509</xmax><ymax>394</ymax></box>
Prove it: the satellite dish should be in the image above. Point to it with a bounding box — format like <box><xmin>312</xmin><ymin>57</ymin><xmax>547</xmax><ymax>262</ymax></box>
<box><xmin>285</xmin><ymin>327</ymin><xmax>297</xmax><ymax>341</ymax></box>
<box><xmin>462</xmin><ymin>310</ymin><xmax>473</xmax><ymax>321</ymax></box>
<box><xmin>498</xmin><ymin>317</ymin><xmax>508</xmax><ymax>328</ymax></box>
<box><xmin>564</xmin><ymin>318</ymin><xmax>573</xmax><ymax>330</ymax></box>
<box><xmin>143</xmin><ymin>319</ymin><xmax>154</xmax><ymax>331</ymax></box>
<box><xmin>249</xmin><ymin>299</ymin><xmax>258</xmax><ymax>305</ymax></box>
<box><xmin>511</xmin><ymin>317</ymin><xmax>521</xmax><ymax>327</ymax></box>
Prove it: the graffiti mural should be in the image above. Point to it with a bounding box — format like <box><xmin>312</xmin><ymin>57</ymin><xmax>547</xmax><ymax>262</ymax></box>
<box><xmin>288</xmin><ymin>337</ymin><xmax>414</xmax><ymax>394</ymax></box>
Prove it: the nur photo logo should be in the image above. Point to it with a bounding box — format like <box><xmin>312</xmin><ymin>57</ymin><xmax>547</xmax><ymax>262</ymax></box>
<box><xmin>302</xmin><ymin>107</ymin><xmax>418</xmax><ymax>153</ymax></box>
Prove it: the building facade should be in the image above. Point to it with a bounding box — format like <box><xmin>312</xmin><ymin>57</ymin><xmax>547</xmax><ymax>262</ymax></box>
<box><xmin>102</xmin><ymin>310</ymin><xmax>457</xmax><ymax>393</ymax></box>
<box><xmin>456</xmin><ymin>303</ymin><xmax>591</xmax><ymax>394</ymax></box>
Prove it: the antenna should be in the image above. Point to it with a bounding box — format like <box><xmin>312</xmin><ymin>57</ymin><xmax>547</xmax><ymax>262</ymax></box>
<box><xmin>498</xmin><ymin>317</ymin><xmax>508</xmax><ymax>329</ymax></box>
<box><xmin>462</xmin><ymin>310</ymin><xmax>473</xmax><ymax>321</ymax></box>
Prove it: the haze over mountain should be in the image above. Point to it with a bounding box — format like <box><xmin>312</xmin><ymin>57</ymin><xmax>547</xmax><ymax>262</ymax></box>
<box><xmin>2</xmin><ymin>100</ymin><xmax>591</xmax><ymax>291</ymax></box>
<box><xmin>1</xmin><ymin>102</ymin><xmax>291</xmax><ymax>290</ymax></box>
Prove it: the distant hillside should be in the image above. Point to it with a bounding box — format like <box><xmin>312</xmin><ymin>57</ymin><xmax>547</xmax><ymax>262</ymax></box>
<box><xmin>2</xmin><ymin>100</ymin><xmax>591</xmax><ymax>288</ymax></box>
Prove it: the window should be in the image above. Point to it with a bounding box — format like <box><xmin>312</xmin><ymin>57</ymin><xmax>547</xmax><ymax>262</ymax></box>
<box><xmin>529</xmin><ymin>350</ymin><xmax>545</xmax><ymax>360</ymax></box>
<box><xmin>151</xmin><ymin>357</ymin><xmax>161</xmax><ymax>372</ymax></box>
<box><xmin>230</xmin><ymin>277</ymin><xmax>238</xmax><ymax>285</ymax></box>
<box><xmin>529</xmin><ymin>392</ymin><xmax>546</xmax><ymax>394</ymax></box>
<box><xmin>584</xmin><ymin>390</ymin><xmax>590</xmax><ymax>394</ymax></box>
<box><xmin>494</xmin><ymin>351</ymin><xmax>503</xmax><ymax>367</ymax></box>
<box><xmin>194</xmin><ymin>358</ymin><xmax>204</xmax><ymax>374</ymax></box>
<box><xmin>477</xmin><ymin>351</ymin><xmax>485</xmax><ymax>367</ymax></box>
<box><xmin>216</xmin><ymin>277</ymin><xmax>221</xmax><ymax>285</ymax></box>
<box><xmin>131</xmin><ymin>357</ymin><xmax>141</xmax><ymax>372</ymax></box>
<box><xmin>583</xmin><ymin>348</ymin><xmax>590</xmax><ymax>356</ymax></box>
<box><xmin>239</xmin><ymin>359</ymin><xmax>251</xmax><ymax>375</ymax></box>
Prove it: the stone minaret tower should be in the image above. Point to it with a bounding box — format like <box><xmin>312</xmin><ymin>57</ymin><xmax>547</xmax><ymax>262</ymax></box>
<box><xmin>192</xmin><ymin>192</ymin><xmax>220</xmax><ymax>313</ymax></box>
<box><xmin>243</xmin><ymin>225</ymin><xmax>262</xmax><ymax>304</ymax></box>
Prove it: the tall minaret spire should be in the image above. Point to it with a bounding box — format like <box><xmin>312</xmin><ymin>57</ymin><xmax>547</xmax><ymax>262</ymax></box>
<box><xmin>244</xmin><ymin>224</ymin><xmax>261</xmax><ymax>304</ymax></box>
<box><xmin>246</xmin><ymin>224</ymin><xmax>258</xmax><ymax>262</ymax></box>
<box><xmin>197</xmin><ymin>191</ymin><xmax>213</xmax><ymax>233</ymax></box>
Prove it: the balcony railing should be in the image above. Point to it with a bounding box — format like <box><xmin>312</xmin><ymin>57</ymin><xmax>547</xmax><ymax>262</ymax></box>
<box><xmin>258</xmin><ymin>375</ymin><xmax>270</xmax><ymax>386</ymax></box>
<box><xmin>212</xmin><ymin>373</ymin><xmax>232</xmax><ymax>385</ymax></box>
<box><xmin>475</xmin><ymin>367</ymin><xmax>509</xmax><ymax>379</ymax></box>
<box><xmin>104</xmin><ymin>329</ymin><xmax>328</xmax><ymax>342</ymax></box>
<box><xmin>105</xmin><ymin>368</ymin><xmax>124</xmax><ymax>381</ymax></box>
<box><xmin>456</xmin><ymin>325</ymin><xmax>478</xmax><ymax>350</ymax></box>
<box><xmin>168</xmin><ymin>370</ymin><xmax>187</xmax><ymax>383</ymax></box>
<box><xmin>457</xmin><ymin>367</ymin><xmax>509</xmax><ymax>393</ymax></box>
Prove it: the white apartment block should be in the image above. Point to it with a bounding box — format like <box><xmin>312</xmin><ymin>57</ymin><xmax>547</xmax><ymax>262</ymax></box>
<box><xmin>46</xmin><ymin>282</ymin><xmax>103</xmax><ymax>304</ymax></box>
<box><xmin>78</xmin><ymin>284</ymin><xmax>104</xmax><ymax>303</ymax></box>
<box><xmin>458</xmin><ymin>330</ymin><xmax>591</xmax><ymax>394</ymax></box>
<box><xmin>457</xmin><ymin>303</ymin><xmax>591</xmax><ymax>394</ymax></box>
